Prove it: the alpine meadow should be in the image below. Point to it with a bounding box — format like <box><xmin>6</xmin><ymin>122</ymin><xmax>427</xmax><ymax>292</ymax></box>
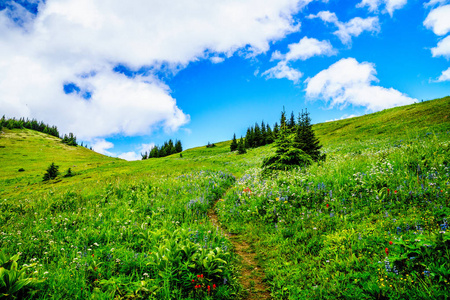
<box><xmin>1</xmin><ymin>96</ymin><xmax>449</xmax><ymax>299</ymax></box>
<box><xmin>1</xmin><ymin>1</ymin><xmax>450</xmax><ymax>298</ymax></box>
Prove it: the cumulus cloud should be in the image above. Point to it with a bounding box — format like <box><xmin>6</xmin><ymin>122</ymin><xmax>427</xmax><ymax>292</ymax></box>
<box><xmin>357</xmin><ymin>0</ymin><xmax>408</xmax><ymax>16</ymax></box>
<box><xmin>437</xmin><ymin>67</ymin><xmax>450</xmax><ymax>81</ymax></box>
<box><xmin>263</xmin><ymin>37</ymin><xmax>335</xmax><ymax>83</ymax></box>
<box><xmin>91</xmin><ymin>139</ymin><xmax>115</xmax><ymax>156</ymax></box>
<box><xmin>424</xmin><ymin>0</ymin><xmax>449</xmax><ymax>7</ymax></box>
<box><xmin>424</xmin><ymin>5</ymin><xmax>450</xmax><ymax>36</ymax></box>
<box><xmin>262</xmin><ymin>61</ymin><xmax>303</xmax><ymax>83</ymax></box>
<box><xmin>308</xmin><ymin>11</ymin><xmax>379</xmax><ymax>44</ymax></box>
<box><xmin>325</xmin><ymin>114</ymin><xmax>358</xmax><ymax>122</ymax></box>
<box><xmin>305</xmin><ymin>58</ymin><xmax>416</xmax><ymax>111</ymax></box>
<box><xmin>283</xmin><ymin>37</ymin><xmax>336</xmax><ymax>61</ymax></box>
<box><xmin>431</xmin><ymin>35</ymin><xmax>450</xmax><ymax>58</ymax></box>
<box><xmin>0</xmin><ymin>0</ymin><xmax>310</xmax><ymax>140</ymax></box>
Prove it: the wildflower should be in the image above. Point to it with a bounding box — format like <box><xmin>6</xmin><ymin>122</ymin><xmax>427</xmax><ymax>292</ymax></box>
<box><xmin>394</xmin><ymin>190</ymin><xmax>397</xmax><ymax>194</ymax></box>
<box><xmin>192</xmin><ymin>279</ymin><xmax>195</xmax><ymax>283</ymax></box>
<box><xmin>326</xmin><ymin>204</ymin><xmax>329</xmax><ymax>208</ymax></box>
<box><xmin>385</xmin><ymin>248</ymin><xmax>389</xmax><ymax>256</ymax></box>
<box><xmin>213</xmin><ymin>284</ymin><xmax>216</xmax><ymax>289</ymax></box>
<box><xmin>389</xmin><ymin>241</ymin><xmax>393</xmax><ymax>245</ymax></box>
<box><xmin>208</xmin><ymin>285</ymin><xmax>211</xmax><ymax>292</ymax></box>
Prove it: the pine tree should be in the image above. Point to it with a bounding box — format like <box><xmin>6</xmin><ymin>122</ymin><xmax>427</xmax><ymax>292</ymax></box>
<box><xmin>273</xmin><ymin>122</ymin><xmax>279</xmax><ymax>138</ymax></box>
<box><xmin>260</xmin><ymin>121</ymin><xmax>267</xmax><ymax>145</ymax></box>
<box><xmin>295</xmin><ymin>109</ymin><xmax>324</xmax><ymax>162</ymax></box>
<box><xmin>230</xmin><ymin>133</ymin><xmax>238</xmax><ymax>152</ymax></box>
<box><xmin>175</xmin><ymin>140</ymin><xmax>183</xmax><ymax>153</ymax></box>
<box><xmin>288</xmin><ymin>111</ymin><xmax>296</xmax><ymax>130</ymax></box>
<box><xmin>237</xmin><ymin>136</ymin><xmax>247</xmax><ymax>154</ymax></box>
<box><xmin>43</xmin><ymin>162</ymin><xmax>59</xmax><ymax>181</ymax></box>
<box><xmin>266</xmin><ymin>124</ymin><xmax>274</xmax><ymax>144</ymax></box>
<box><xmin>253</xmin><ymin>122</ymin><xmax>261</xmax><ymax>147</ymax></box>
<box><xmin>261</xmin><ymin>122</ymin><xmax>311</xmax><ymax>174</ymax></box>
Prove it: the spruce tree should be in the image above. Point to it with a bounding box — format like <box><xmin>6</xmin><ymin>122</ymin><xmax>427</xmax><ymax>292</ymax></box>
<box><xmin>295</xmin><ymin>109</ymin><xmax>324</xmax><ymax>162</ymax></box>
<box><xmin>288</xmin><ymin>111</ymin><xmax>296</xmax><ymax>130</ymax></box>
<box><xmin>260</xmin><ymin>121</ymin><xmax>267</xmax><ymax>145</ymax></box>
<box><xmin>175</xmin><ymin>140</ymin><xmax>183</xmax><ymax>153</ymax></box>
<box><xmin>237</xmin><ymin>136</ymin><xmax>247</xmax><ymax>154</ymax></box>
<box><xmin>43</xmin><ymin>162</ymin><xmax>59</xmax><ymax>181</ymax></box>
<box><xmin>230</xmin><ymin>133</ymin><xmax>238</xmax><ymax>152</ymax></box>
<box><xmin>261</xmin><ymin>121</ymin><xmax>311</xmax><ymax>173</ymax></box>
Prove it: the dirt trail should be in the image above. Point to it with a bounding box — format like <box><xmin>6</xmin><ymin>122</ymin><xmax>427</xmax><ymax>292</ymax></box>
<box><xmin>208</xmin><ymin>200</ymin><xmax>271</xmax><ymax>300</ymax></box>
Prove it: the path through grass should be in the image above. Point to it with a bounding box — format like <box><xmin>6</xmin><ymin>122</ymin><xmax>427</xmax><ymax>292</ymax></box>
<box><xmin>208</xmin><ymin>191</ymin><xmax>271</xmax><ymax>300</ymax></box>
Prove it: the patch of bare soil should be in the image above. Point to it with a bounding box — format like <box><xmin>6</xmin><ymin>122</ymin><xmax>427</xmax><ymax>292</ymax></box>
<box><xmin>208</xmin><ymin>202</ymin><xmax>271</xmax><ymax>300</ymax></box>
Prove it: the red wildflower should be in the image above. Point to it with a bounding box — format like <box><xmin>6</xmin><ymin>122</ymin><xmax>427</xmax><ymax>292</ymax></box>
<box><xmin>213</xmin><ymin>284</ymin><xmax>216</xmax><ymax>289</ymax></box>
<box><xmin>389</xmin><ymin>241</ymin><xmax>393</xmax><ymax>245</ymax></box>
<box><xmin>326</xmin><ymin>204</ymin><xmax>329</xmax><ymax>208</ymax></box>
<box><xmin>394</xmin><ymin>190</ymin><xmax>398</xmax><ymax>194</ymax></box>
<box><xmin>208</xmin><ymin>285</ymin><xmax>211</xmax><ymax>291</ymax></box>
<box><xmin>192</xmin><ymin>279</ymin><xmax>195</xmax><ymax>283</ymax></box>
<box><xmin>385</xmin><ymin>247</ymin><xmax>389</xmax><ymax>256</ymax></box>
<box><xmin>92</xmin><ymin>254</ymin><xmax>94</xmax><ymax>257</ymax></box>
<box><xmin>200</xmin><ymin>274</ymin><xmax>204</xmax><ymax>278</ymax></box>
<box><xmin>197</xmin><ymin>274</ymin><xmax>201</xmax><ymax>278</ymax></box>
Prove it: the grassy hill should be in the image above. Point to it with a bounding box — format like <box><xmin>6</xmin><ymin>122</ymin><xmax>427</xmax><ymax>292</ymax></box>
<box><xmin>0</xmin><ymin>96</ymin><xmax>449</xmax><ymax>299</ymax></box>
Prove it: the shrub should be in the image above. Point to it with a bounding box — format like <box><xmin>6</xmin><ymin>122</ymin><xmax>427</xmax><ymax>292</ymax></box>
<box><xmin>18</xmin><ymin>168</ymin><xmax>25</xmax><ymax>172</ymax></box>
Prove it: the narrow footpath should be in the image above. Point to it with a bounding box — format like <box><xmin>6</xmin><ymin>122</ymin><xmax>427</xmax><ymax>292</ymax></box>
<box><xmin>208</xmin><ymin>197</ymin><xmax>271</xmax><ymax>300</ymax></box>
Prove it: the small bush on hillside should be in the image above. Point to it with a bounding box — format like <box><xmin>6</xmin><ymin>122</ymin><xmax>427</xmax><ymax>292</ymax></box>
<box><xmin>206</xmin><ymin>142</ymin><xmax>216</xmax><ymax>148</ymax></box>
<box><xmin>18</xmin><ymin>168</ymin><xmax>25</xmax><ymax>172</ymax></box>
<box><xmin>63</xmin><ymin>168</ymin><xmax>73</xmax><ymax>178</ymax></box>
<box><xmin>43</xmin><ymin>163</ymin><xmax>59</xmax><ymax>181</ymax></box>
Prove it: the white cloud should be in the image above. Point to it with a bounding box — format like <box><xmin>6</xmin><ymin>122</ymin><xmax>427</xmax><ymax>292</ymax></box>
<box><xmin>210</xmin><ymin>57</ymin><xmax>225</xmax><ymax>64</ymax></box>
<box><xmin>0</xmin><ymin>0</ymin><xmax>311</xmax><ymax>140</ymax></box>
<box><xmin>118</xmin><ymin>152</ymin><xmax>142</xmax><ymax>161</ymax></box>
<box><xmin>305</xmin><ymin>58</ymin><xmax>416</xmax><ymax>111</ymax></box>
<box><xmin>91</xmin><ymin>139</ymin><xmax>115</xmax><ymax>156</ymax></box>
<box><xmin>308</xmin><ymin>11</ymin><xmax>379</xmax><ymax>44</ymax></box>
<box><xmin>262</xmin><ymin>61</ymin><xmax>303</xmax><ymax>83</ymax></box>
<box><xmin>357</xmin><ymin>0</ymin><xmax>407</xmax><ymax>16</ymax></box>
<box><xmin>431</xmin><ymin>35</ymin><xmax>450</xmax><ymax>58</ymax></box>
<box><xmin>424</xmin><ymin>5</ymin><xmax>450</xmax><ymax>36</ymax></box>
<box><xmin>284</xmin><ymin>37</ymin><xmax>336</xmax><ymax>61</ymax></box>
<box><xmin>437</xmin><ymin>67</ymin><xmax>450</xmax><ymax>81</ymax></box>
<box><xmin>264</xmin><ymin>37</ymin><xmax>335</xmax><ymax>83</ymax></box>
<box><xmin>424</xmin><ymin>0</ymin><xmax>449</xmax><ymax>7</ymax></box>
<box><xmin>325</xmin><ymin>114</ymin><xmax>358</xmax><ymax>122</ymax></box>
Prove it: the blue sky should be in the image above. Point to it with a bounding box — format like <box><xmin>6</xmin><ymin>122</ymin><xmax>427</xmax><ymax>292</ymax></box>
<box><xmin>1</xmin><ymin>0</ymin><xmax>449</xmax><ymax>160</ymax></box>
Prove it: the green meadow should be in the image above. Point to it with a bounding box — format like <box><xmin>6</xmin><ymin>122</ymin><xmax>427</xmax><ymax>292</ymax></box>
<box><xmin>1</xmin><ymin>96</ymin><xmax>449</xmax><ymax>299</ymax></box>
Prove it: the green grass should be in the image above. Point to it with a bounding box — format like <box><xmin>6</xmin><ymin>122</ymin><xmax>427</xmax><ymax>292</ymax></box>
<box><xmin>0</xmin><ymin>96</ymin><xmax>449</xmax><ymax>299</ymax></box>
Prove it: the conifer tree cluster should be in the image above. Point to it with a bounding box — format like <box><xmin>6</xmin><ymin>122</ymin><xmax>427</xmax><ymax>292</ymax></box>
<box><xmin>62</xmin><ymin>133</ymin><xmax>77</xmax><ymax>146</ymax></box>
<box><xmin>1</xmin><ymin>116</ymin><xmax>59</xmax><ymax>138</ymax></box>
<box><xmin>141</xmin><ymin>139</ymin><xmax>182</xmax><ymax>159</ymax></box>
<box><xmin>262</xmin><ymin>108</ymin><xmax>324</xmax><ymax>173</ymax></box>
<box><xmin>230</xmin><ymin>121</ymin><xmax>275</xmax><ymax>152</ymax></box>
<box><xmin>0</xmin><ymin>116</ymin><xmax>81</xmax><ymax>147</ymax></box>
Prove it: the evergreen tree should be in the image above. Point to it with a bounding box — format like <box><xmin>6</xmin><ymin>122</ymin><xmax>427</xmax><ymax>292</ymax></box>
<box><xmin>141</xmin><ymin>151</ymin><xmax>148</xmax><ymax>160</ymax></box>
<box><xmin>175</xmin><ymin>140</ymin><xmax>183</xmax><ymax>153</ymax></box>
<box><xmin>245</xmin><ymin>128</ymin><xmax>253</xmax><ymax>149</ymax></box>
<box><xmin>253</xmin><ymin>122</ymin><xmax>261</xmax><ymax>147</ymax></box>
<box><xmin>273</xmin><ymin>122</ymin><xmax>279</xmax><ymax>138</ymax></box>
<box><xmin>266</xmin><ymin>124</ymin><xmax>274</xmax><ymax>144</ymax></box>
<box><xmin>261</xmin><ymin>122</ymin><xmax>311</xmax><ymax>174</ymax></box>
<box><xmin>295</xmin><ymin>109</ymin><xmax>324</xmax><ymax>162</ymax></box>
<box><xmin>43</xmin><ymin>162</ymin><xmax>59</xmax><ymax>181</ymax></box>
<box><xmin>237</xmin><ymin>136</ymin><xmax>246</xmax><ymax>154</ymax></box>
<box><xmin>260</xmin><ymin>121</ymin><xmax>267</xmax><ymax>145</ymax></box>
<box><xmin>230</xmin><ymin>133</ymin><xmax>238</xmax><ymax>152</ymax></box>
<box><xmin>280</xmin><ymin>109</ymin><xmax>287</xmax><ymax>130</ymax></box>
<box><xmin>288</xmin><ymin>111</ymin><xmax>296</xmax><ymax>130</ymax></box>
